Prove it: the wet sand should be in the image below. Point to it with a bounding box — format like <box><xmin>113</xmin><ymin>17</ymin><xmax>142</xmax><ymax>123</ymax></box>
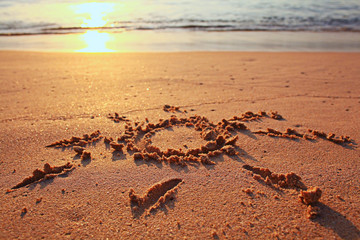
<box><xmin>1</xmin><ymin>31</ymin><xmax>360</xmax><ymax>52</ymax></box>
<box><xmin>0</xmin><ymin>51</ymin><xmax>359</xmax><ymax>239</ymax></box>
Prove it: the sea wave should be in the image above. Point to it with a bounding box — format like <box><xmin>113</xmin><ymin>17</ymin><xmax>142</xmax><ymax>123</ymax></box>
<box><xmin>1</xmin><ymin>17</ymin><xmax>360</xmax><ymax>36</ymax></box>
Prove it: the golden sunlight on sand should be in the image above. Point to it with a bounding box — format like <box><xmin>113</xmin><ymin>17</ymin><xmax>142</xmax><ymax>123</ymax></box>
<box><xmin>0</xmin><ymin>51</ymin><xmax>360</xmax><ymax>239</ymax></box>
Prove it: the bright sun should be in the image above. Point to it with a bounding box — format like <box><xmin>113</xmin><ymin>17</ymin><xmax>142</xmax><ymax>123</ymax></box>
<box><xmin>74</xmin><ymin>2</ymin><xmax>114</xmax><ymax>28</ymax></box>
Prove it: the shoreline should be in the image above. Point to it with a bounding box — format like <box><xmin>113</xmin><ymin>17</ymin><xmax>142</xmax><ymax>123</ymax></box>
<box><xmin>3</xmin><ymin>50</ymin><xmax>360</xmax><ymax>54</ymax></box>
<box><xmin>0</xmin><ymin>31</ymin><xmax>359</xmax><ymax>53</ymax></box>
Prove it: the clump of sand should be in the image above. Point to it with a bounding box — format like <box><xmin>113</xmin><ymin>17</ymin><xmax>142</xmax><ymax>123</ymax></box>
<box><xmin>129</xmin><ymin>178</ymin><xmax>183</xmax><ymax>215</ymax></box>
<box><xmin>73</xmin><ymin>146</ymin><xmax>85</xmax><ymax>154</ymax></box>
<box><xmin>299</xmin><ymin>187</ymin><xmax>322</xmax><ymax>205</ymax></box>
<box><xmin>254</xmin><ymin>127</ymin><xmax>354</xmax><ymax>146</ymax></box>
<box><xmin>163</xmin><ymin>105</ymin><xmax>186</xmax><ymax>113</ymax></box>
<box><xmin>12</xmin><ymin>162</ymin><xmax>74</xmax><ymax>189</ymax></box>
<box><xmin>299</xmin><ymin>187</ymin><xmax>323</xmax><ymax>219</ymax></box>
<box><xmin>254</xmin><ymin>128</ymin><xmax>315</xmax><ymax>140</ymax></box>
<box><xmin>243</xmin><ymin>164</ymin><xmax>324</xmax><ymax>219</ymax></box>
<box><xmin>243</xmin><ymin>164</ymin><xmax>305</xmax><ymax>189</ymax></box>
<box><xmin>80</xmin><ymin>151</ymin><xmax>91</xmax><ymax>160</ymax></box>
<box><xmin>308</xmin><ymin>129</ymin><xmax>353</xmax><ymax>144</ymax></box>
<box><xmin>46</xmin><ymin>130</ymin><xmax>102</xmax><ymax>148</ymax></box>
<box><xmin>107</xmin><ymin>112</ymin><xmax>130</xmax><ymax>123</ymax></box>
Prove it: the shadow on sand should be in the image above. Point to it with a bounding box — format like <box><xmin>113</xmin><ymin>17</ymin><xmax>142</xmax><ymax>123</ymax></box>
<box><xmin>313</xmin><ymin>202</ymin><xmax>360</xmax><ymax>240</ymax></box>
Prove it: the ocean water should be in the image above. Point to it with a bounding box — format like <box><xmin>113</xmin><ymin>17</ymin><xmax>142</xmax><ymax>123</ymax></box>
<box><xmin>0</xmin><ymin>0</ymin><xmax>359</xmax><ymax>51</ymax></box>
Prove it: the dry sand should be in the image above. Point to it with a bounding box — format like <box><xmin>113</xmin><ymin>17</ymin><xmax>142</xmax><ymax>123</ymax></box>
<box><xmin>0</xmin><ymin>51</ymin><xmax>359</xmax><ymax>239</ymax></box>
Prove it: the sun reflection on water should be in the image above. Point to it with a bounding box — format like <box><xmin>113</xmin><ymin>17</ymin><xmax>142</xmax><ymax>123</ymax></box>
<box><xmin>73</xmin><ymin>2</ymin><xmax>115</xmax><ymax>52</ymax></box>
<box><xmin>77</xmin><ymin>30</ymin><xmax>114</xmax><ymax>52</ymax></box>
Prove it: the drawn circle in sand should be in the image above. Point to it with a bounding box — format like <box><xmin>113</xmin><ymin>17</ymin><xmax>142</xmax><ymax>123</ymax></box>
<box><xmin>105</xmin><ymin>113</ymin><xmax>246</xmax><ymax>166</ymax></box>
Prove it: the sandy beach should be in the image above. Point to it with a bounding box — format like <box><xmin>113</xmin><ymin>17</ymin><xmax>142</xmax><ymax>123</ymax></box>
<box><xmin>0</xmin><ymin>51</ymin><xmax>359</xmax><ymax>239</ymax></box>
